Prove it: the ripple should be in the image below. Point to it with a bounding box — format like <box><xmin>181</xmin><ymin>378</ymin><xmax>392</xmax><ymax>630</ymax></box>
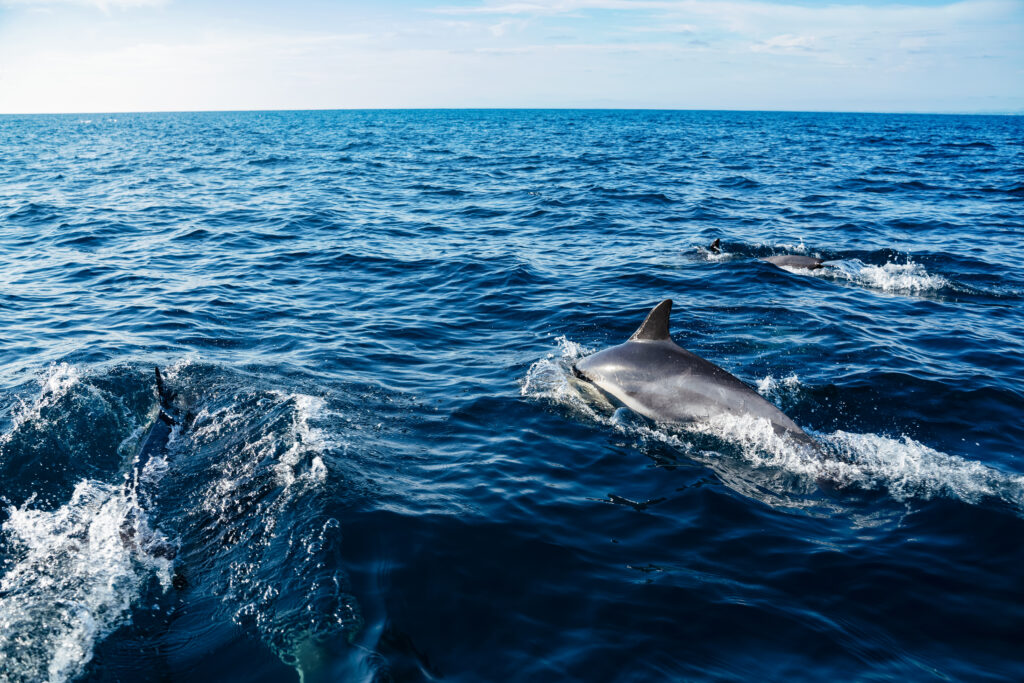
<box><xmin>2</xmin><ymin>110</ymin><xmax>1023</xmax><ymax>681</ymax></box>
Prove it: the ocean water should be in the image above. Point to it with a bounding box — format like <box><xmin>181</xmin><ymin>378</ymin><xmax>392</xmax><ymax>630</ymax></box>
<box><xmin>0</xmin><ymin>110</ymin><xmax>1022</xmax><ymax>682</ymax></box>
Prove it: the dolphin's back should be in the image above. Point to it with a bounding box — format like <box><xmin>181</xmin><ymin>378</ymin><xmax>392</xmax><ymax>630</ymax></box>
<box><xmin>575</xmin><ymin>339</ymin><xmax>810</xmax><ymax>442</ymax></box>
<box><xmin>761</xmin><ymin>255</ymin><xmax>824</xmax><ymax>270</ymax></box>
<box><xmin>132</xmin><ymin>367</ymin><xmax>178</xmax><ymax>483</ymax></box>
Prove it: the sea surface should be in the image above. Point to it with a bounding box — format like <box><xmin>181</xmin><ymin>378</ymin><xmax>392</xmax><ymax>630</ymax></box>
<box><xmin>1</xmin><ymin>110</ymin><xmax>1023</xmax><ymax>682</ymax></box>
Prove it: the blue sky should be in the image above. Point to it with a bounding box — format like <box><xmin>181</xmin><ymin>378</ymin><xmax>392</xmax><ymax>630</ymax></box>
<box><xmin>0</xmin><ymin>0</ymin><xmax>1022</xmax><ymax>113</ymax></box>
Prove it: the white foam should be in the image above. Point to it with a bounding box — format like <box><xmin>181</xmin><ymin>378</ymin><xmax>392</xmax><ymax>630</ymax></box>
<box><xmin>272</xmin><ymin>393</ymin><xmax>331</xmax><ymax>489</ymax></box>
<box><xmin>817</xmin><ymin>259</ymin><xmax>950</xmax><ymax>294</ymax></box>
<box><xmin>695</xmin><ymin>244</ymin><xmax>738</xmax><ymax>262</ymax></box>
<box><xmin>816</xmin><ymin>431</ymin><xmax>1024</xmax><ymax>505</ymax></box>
<box><xmin>0</xmin><ymin>480</ymin><xmax>172</xmax><ymax>683</ymax></box>
<box><xmin>188</xmin><ymin>390</ymin><xmax>333</xmax><ymax>519</ymax></box>
<box><xmin>756</xmin><ymin>373</ymin><xmax>802</xmax><ymax>404</ymax></box>
<box><xmin>772</xmin><ymin>238</ymin><xmax>809</xmax><ymax>254</ymax></box>
<box><xmin>521</xmin><ymin>336</ymin><xmax>611</xmax><ymax>423</ymax></box>
<box><xmin>521</xmin><ymin>336</ymin><xmax>590</xmax><ymax>401</ymax></box>
<box><xmin>1</xmin><ymin>363</ymin><xmax>82</xmax><ymax>446</ymax></box>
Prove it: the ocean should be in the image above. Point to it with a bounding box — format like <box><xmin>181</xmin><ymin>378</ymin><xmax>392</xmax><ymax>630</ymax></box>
<box><xmin>0</xmin><ymin>109</ymin><xmax>1022</xmax><ymax>682</ymax></box>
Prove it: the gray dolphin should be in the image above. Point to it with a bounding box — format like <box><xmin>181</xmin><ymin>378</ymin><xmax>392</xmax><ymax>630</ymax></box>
<box><xmin>760</xmin><ymin>254</ymin><xmax>824</xmax><ymax>270</ymax></box>
<box><xmin>573</xmin><ymin>300</ymin><xmax>814</xmax><ymax>446</ymax></box>
<box><xmin>706</xmin><ymin>239</ymin><xmax>823</xmax><ymax>270</ymax></box>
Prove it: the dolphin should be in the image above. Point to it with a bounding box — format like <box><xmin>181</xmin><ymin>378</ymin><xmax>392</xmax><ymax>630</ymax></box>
<box><xmin>706</xmin><ymin>238</ymin><xmax>824</xmax><ymax>270</ymax></box>
<box><xmin>132</xmin><ymin>366</ymin><xmax>179</xmax><ymax>484</ymax></box>
<box><xmin>573</xmin><ymin>300</ymin><xmax>815</xmax><ymax>446</ymax></box>
<box><xmin>760</xmin><ymin>254</ymin><xmax>824</xmax><ymax>270</ymax></box>
<box><xmin>120</xmin><ymin>366</ymin><xmax>182</xmax><ymax>562</ymax></box>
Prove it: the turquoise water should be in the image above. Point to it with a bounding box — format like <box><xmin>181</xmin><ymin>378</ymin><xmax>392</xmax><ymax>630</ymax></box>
<box><xmin>1</xmin><ymin>110</ymin><xmax>1023</xmax><ymax>681</ymax></box>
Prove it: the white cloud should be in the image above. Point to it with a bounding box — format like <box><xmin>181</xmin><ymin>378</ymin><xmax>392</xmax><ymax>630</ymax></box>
<box><xmin>628</xmin><ymin>22</ymin><xmax>697</xmax><ymax>34</ymax></box>
<box><xmin>751</xmin><ymin>33</ymin><xmax>817</xmax><ymax>54</ymax></box>
<box><xmin>1</xmin><ymin>0</ymin><xmax>166</xmax><ymax>8</ymax></box>
<box><xmin>488</xmin><ymin>18</ymin><xmax>529</xmax><ymax>36</ymax></box>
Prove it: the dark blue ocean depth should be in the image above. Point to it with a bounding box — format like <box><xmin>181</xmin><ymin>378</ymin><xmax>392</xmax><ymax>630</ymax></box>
<box><xmin>1</xmin><ymin>110</ymin><xmax>1023</xmax><ymax>682</ymax></box>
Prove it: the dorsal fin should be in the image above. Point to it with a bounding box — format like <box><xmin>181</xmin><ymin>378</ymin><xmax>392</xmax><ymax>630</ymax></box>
<box><xmin>154</xmin><ymin>366</ymin><xmax>172</xmax><ymax>407</ymax></box>
<box><xmin>709</xmin><ymin>238</ymin><xmax>720</xmax><ymax>254</ymax></box>
<box><xmin>629</xmin><ymin>299</ymin><xmax>672</xmax><ymax>341</ymax></box>
<box><xmin>154</xmin><ymin>366</ymin><xmax>180</xmax><ymax>424</ymax></box>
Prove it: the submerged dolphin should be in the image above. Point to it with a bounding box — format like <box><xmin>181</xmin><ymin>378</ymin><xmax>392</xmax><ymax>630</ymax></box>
<box><xmin>132</xmin><ymin>366</ymin><xmax>179</xmax><ymax>483</ymax></box>
<box><xmin>573</xmin><ymin>300</ymin><xmax>814</xmax><ymax>446</ymax></box>
<box><xmin>121</xmin><ymin>367</ymin><xmax>182</xmax><ymax>563</ymax></box>
<box><xmin>706</xmin><ymin>239</ymin><xmax>824</xmax><ymax>270</ymax></box>
<box><xmin>760</xmin><ymin>254</ymin><xmax>824</xmax><ymax>270</ymax></box>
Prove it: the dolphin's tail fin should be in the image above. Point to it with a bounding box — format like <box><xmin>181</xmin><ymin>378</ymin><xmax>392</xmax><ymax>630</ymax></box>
<box><xmin>709</xmin><ymin>238</ymin><xmax>721</xmax><ymax>254</ymax></box>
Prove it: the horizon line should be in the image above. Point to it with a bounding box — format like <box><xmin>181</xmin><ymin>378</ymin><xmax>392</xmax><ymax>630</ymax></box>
<box><xmin>1</xmin><ymin>106</ymin><xmax>1022</xmax><ymax>117</ymax></box>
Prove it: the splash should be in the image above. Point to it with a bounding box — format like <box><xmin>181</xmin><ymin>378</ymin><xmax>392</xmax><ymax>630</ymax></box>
<box><xmin>695</xmin><ymin>244</ymin><xmax>736</xmax><ymax>262</ymax></box>
<box><xmin>771</xmin><ymin>238</ymin><xmax>809</xmax><ymax>254</ymax></box>
<box><xmin>816</xmin><ymin>259</ymin><xmax>950</xmax><ymax>294</ymax></box>
<box><xmin>272</xmin><ymin>393</ymin><xmax>331</xmax><ymax>489</ymax></box>
<box><xmin>521</xmin><ymin>336</ymin><xmax>591</xmax><ymax>402</ymax></box>
<box><xmin>755</xmin><ymin>373</ymin><xmax>802</xmax><ymax>407</ymax></box>
<box><xmin>521</xmin><ymin>336</ymin><xmax>607</xmax><ymax>422</ymax></box>
<box><xmin>1</xmin><ymin>363</ymin><xmax>82</xmax><ymax>445</ymax></box>
<box><xmin>0</xmin><ymin>480</ymin><xmax>173</xmax><ymax>683</ymax></box>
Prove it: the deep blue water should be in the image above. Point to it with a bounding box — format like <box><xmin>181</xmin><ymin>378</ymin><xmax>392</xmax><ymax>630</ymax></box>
<box><xmin>1</xmin><ymin>110</ymin><xmax>1023</xmax><ymax>682</ymax></box>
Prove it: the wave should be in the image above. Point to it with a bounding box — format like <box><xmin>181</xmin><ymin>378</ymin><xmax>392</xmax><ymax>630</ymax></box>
<box><xmin>0</xmin><ymin>363</ymin><xmax>82</xmax><ymax>442</ymax></box>
<box><xmin>0</xmin><ymin>480</ymin><xmax>173</xmax><ymax>683</ymax></box>
<box><xmin>0</xmin><ymin>361</ymin><xmax>365</xmax><ymax>681</ymax></box>
<box><xmin>247</xmin><ymin>155</ymin><xmax>293</xmax><ymax>167</ymax></box>
<box><xmin>717</xmin><ymin>175</ymin><xmax>761</xmax><ymax>190</ymax></box>
<box><xmin>835</xmin><ymin>178</ymin><xmax>941</xmax><ymax>194</ymax></box>
<box><xmin>522</xmin><ymin>340</ymin><xmax>1024</xmax><ymax>513</ymax></box>
<box><xmin>166</xmin><ymin>363</ymin><xmax>361</xmax><ymax>677</ymax></box>
<box><xmin>0</xmin><ymin>365</ymin><xmax>175</xmax><ymax>683</ymax></box>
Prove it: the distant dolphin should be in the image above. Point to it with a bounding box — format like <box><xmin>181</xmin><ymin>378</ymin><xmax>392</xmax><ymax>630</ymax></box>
<box><xmin>573</xmin><ymin>300</ymin><xmax>815</xmax><ymax>446</ymax></box>
<box><xmin>760</xmin><ymin>254</ymin><xmax>824</xmax><ymax>270</ymax></box>
<box><xmin>707</xmin><ymin>238</ymin><xmax>824</xmax><ymax>270</ymax></box>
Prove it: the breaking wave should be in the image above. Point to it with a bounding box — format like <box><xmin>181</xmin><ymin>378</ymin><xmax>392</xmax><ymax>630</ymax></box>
<box><xmin>0</xmin><ymin>480</ymin><xmax>173</xmax><ymax>683</ymax></box>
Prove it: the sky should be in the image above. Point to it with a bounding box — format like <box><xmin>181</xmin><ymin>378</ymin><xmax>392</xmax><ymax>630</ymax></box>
<box><xmin>0</xmin><ymin>0</ymin><xmax>1022</xmax><ymax>113</ymax></box>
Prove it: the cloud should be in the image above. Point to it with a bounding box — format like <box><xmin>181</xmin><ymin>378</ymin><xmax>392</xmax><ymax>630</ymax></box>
<box><xmin>750</xmin><ymin>33</ymin><xmax>818</xmax><ymax>54</ymax></box>
<box><xmin>628</xmin><ymin>22</ymin><xmax>697</xmax><ymax>34</ymax></box>
<box><xmin>0</xmin><ymin>0</ymin><xmax>1021</xmax><ymax>113</ymax></box>
<box><xmin>0</xmin><ymin>0</ymin><xmax>166</xmax><ymax>9</ymax></box>
<box><xmin>431</xmin><ymin>0</ymin><xmax>673</xmax><ymax>15</ymax></box>
<box><xmin>488</xmin><ymin>18</ymin><xmax>529</xmax><ymax>36</ymax></box>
